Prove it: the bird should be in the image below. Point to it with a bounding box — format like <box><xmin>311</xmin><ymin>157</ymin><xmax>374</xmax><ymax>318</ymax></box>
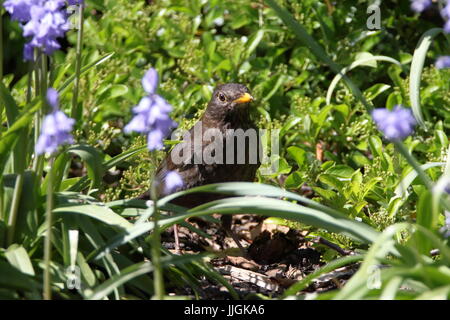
<box><xmin>143</xmin><ymin>83</ymin><xmax>261</xmax><ymax>253</ymax></box>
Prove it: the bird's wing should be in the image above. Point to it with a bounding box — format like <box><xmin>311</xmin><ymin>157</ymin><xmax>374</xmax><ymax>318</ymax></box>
<box><xmin>155</xmin><ymin>123</ymin><xmax>217</xmax><ymax>196</ymax></box>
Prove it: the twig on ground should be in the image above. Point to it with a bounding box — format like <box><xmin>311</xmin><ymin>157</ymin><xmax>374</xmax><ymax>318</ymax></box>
<box><xmin>314</xmin><ymin>237</ymin><xmax>353</xmax><ymax>256</ymax></box>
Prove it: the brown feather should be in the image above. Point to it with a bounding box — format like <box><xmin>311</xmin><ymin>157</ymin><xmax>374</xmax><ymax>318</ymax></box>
<box><xmin>142</xmin><ymin>83</ymin><xmax>261</xmax><ymax>209</ymax></box>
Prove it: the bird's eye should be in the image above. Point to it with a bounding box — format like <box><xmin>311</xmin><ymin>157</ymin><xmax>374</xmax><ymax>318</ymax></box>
<box><xmin>218</xmin><ymin>93</ymin><xmax>226</xmax><ymax>102</ymax></box>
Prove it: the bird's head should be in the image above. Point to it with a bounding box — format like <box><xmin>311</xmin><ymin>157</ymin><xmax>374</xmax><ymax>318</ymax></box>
<box><xmin>204</xmin><ymin>83</ymin><xmax>254</xmax><ymax>123</ymax></box>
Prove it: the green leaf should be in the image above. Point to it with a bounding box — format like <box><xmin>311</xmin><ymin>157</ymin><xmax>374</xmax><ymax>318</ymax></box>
<box><xmin>104</xmin><ymin>146</ymin><xmax>147</xmax><ymax>169</ymax></box>
<box><xmin>409</xmin><ymin>28</ymin><xmax>444</xmax><ymax>128</ymax></box>
<box><xmin>42</xmin><ymin>152</ymin><xmax>70</xmax><ymax>193</ymax></box>
<box><xmin>368</xmin><ymin>136</ymin><xmax>383</xmax><ymax>158</ymax></box>
<box><xmin>160</xmin><ymin>195</ymin><xmax>378</xmax><ymax>243</ymax></box>
<box><xmin>97</xmin><ymin>182</ymin><xmax>379</xmax><ymax>258</ymax></box>
<box><xmin>86</xmin><ymin>261</ymin><xmax>153</xmax><ymax>300</ymax></box>
<box><xmin>60</xmin><ymin>177</ymin><xmax>82</xmax><ymax>191</ymax></box>
<box><xmin>5</xmin><ymin>244</ymin><xmax>35</xmax><ymax>276</ymax></box>
<box><xmin>416</xmin><ymin>285</ymin><xmax>450</xmax><ymax>300</ymax></box>
<box><xmin>285</xmin><ymin>171</ymin><xmax>303</xmax><ymax>189</ymax></box>
<box><xmin>326</xmin><ymin>55</ymin><xmax>400</xmax><ymax>105</ymax></box>
<box><xmin>0</xmin><ymin>82</ymin><xmax>19</xmax><ymax>125</ymax></box>
<box><xmin>86</xmin><ymin>254</ymin><xmax>213</xmax><ymax>300</ymax></box>
<box><xmin>326</xmin><ymin>165</ymin><xmax>354</xmax><ymax>179</ymax></box>
<box><xmin>92</xmin><ymin>222</ymin><xmax>153</xmax><ymax>260</ymax></box>
<box><xmin>386</xmin><ymin>91</ymin><xmax>402</xmax><ymax>109</ymax></box>
<box><xmin>364</xmin><ymin>83</ymin><xmax>392</xmax><ymax>101</ymax></box>
<box><xmin>412</xmin><ymin>191</ymin><xmax>434</xmax><ymax>255</ymax></box>
<box><xmin>283</xmin><ymin>254</ymin><xmax>364</xmax><ymax>297</ymax></box>
<box><xmin>287</xmin><ymin>146</ymin><xmax>306</xmax><ymax>166</ymax></box>
<box><xmin>335</xmin><ymin>223</ymin><xmax>409</xmax><ymax>299</ymax></box>
<box><xmin>312</xmin><ymin>186</ymin><xmax>337</xmax><ymax>200</ymax></box>
<box><xmin>0</xmin><ymin>100</ymin><xmax>40</xmax><ymax>175</ymax></box>
<box><xmin>67</xmin><ymin>144</ymin><xmax>105</xmax><ymax>189</ymax></box>
<box><xmin>3</xmin><ymin>171</ymin><xmax>39</xmax><ymax>243</ymax></box>
<box><xmin>355</xmin><ymin>52</ymin><xmax>378</xmax><ymax>67</ymax></box>
<box><xmin>379</xmin><ymin>276</ymin><xmax>403</xmax><ymax>300</ymax></box>
<box><xmin>245</xmin><ymin>29</ymin><xmax>265</xmax><ymax>59</ymax></box>
<box><xmin>97</xmin><ymin>84</ymin><xmax>129</xmax><ymax>102</ymax></box>
<box><xmin>319</xmin><ymin>174</ymin><xmax>344</xmax><ymax>191</ymax></box>
<box><xmin>394</xmin><ymin>162</ymin><xmax>445</xmax><ymax>199</ymax></box>
<box><xmin>73</xmin><ymin>215</ymin><xmax>122</xmax><ymax>299</ymax></box>
<box><xmin>69</xmin><ymin>146</ymin><xmax>147</xmax><ymax>192</ymax></box>
<box><xmin>53</xmin><ymin>204</ymin><xmax>133</xmax><ymax>229</ymax></box>
<box><xmin>57</xmin><ymin>52</ymin><xmax>115</xmax><ymax>94</ymax></box>
<box><xmin>264</xmin><ymin>0</ymin><xmax>372</xmax><ymax>111</ymax></box>
<box><xmin>0</xmin><ymin>259</ymin><xmax>37</xmax><ymax>292</ymax></box>
<box><xmin>160</xmin><ymin>182</ymin><xmax>376</xmax><ymax>232</ymax></box>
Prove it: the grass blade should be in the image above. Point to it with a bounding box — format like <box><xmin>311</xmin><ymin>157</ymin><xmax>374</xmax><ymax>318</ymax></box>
<box><xmin>5</xmin><ymin>244</ymin><xmax>35</xmax><ymax>276</ymax></box>
<box><xmin>282</xmin><ymin>254</ymin><xmax>364</xmax><ymax>297</ymax></box>
<box><xmin>57</xmin><ymin>52</ymin><xmax>114</xmax><ymax>94</ymax></box>
<box><xmin>53</xmin><ymin>204</ymin><xmax>133</xmax><ymax>229</ymax></box>
<box><xmin>394</xmin><ymin>162</ymin><xmax>445</xmax><ymax>198</ymax></box>
<box><xmin>410</xmin><ymin>28</ymin><xmax>444</xmax><ymax>128</ymax></box>
<box><xmin>86</xmin><ymin>261</ymin><xmax>153</xmax><ymax>300</ymax></box>
<box><xmin>265</xmin><ymin>0</ymin><xmax>372</xmax><ymax>111</ymax></box>
<box><xmin>326</xmin><ymin>55</ymin><xmax>401</xmax><ymax>105</ymax></box>
<box><xmin>159</xmin><ymin>196</ymin><xmax>378</xmax><ymax>243</ymax></box>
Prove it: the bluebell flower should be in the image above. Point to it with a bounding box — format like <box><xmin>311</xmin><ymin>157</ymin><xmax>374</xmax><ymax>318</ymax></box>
<box><xmin>4</xmin><ymin>0</ymin><xmax>33</xmax><ymax>22</ymax></box>
<box><xmin>124</xmin><ymin>68</ymin><xmax>177</xmax><ymax>151</ymax></box>
<box><xmin>142</xmin><ymin>68</ymin><xmax>159</xmax><ymax>95</ymax></box>
<box><xmin>46</xmin><ymin>86</ymin><xmax>59</xmax><ymax>108</ymax></box>
<box><xmin>67</xmin><ymin>0</ymin><xmax>83</xmax><ymax>5</ymax></box>
<box><xmin>23</xmin><ymin>42</ymin><xmax>34</xmax><ymax>61</ymax></box>
<box><xmin>22</xmin><ymin>3</ymin><xmax>70</xmax><ymax>57</ymax></box>
<box><xmin>444</xmin><ymin>20</ymin><xmax>450</xmax><ymax>33</ymax></box>
<box><xmin>3</xmin><ymin>0</ymin><xmax>79</xmax><ymax>60</ymax></box>
<box><xmin>36</xmin><ymin>88</ymin><xmax>75</xmax><ymax>155</ymax></box>
<box><xmin>442</xmin><ymin>2</ymin><xmax>450</xmax><ymax>33</ymax></box>
<box><xmin>440</xmin><ymin>211</ymin><xmax>450</xmax><ymax>238</ymax></box>
<box><xmin>410</xmin><ymin>0</ymin><xmax>432</xmax><ymax>13</ymax></box>
<box><xmin>147</xmin><ymin>116</ymin><xmax>175</xmax><ymax>150</ymax></box>
<box><xmin>436</xmin><ymin>56</ymin><xmax>450</xmax><ymax>69</ymax></box>
<box><xmin>371</xmin><ymin>105</ymin><xmax>416</xmax><ymax>141</ymax></box>
<box><xmin>441</xmin><ymin>2</ymin><xmax>450</xmax><ymax>19</ymax></box>
<box><xmin>163</xmin><ymin>171</ymin><xmax>183</xmax><ymax>194</ymax></box>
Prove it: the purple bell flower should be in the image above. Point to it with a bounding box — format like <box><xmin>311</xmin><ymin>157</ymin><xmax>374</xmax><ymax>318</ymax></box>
<box><xmin>124</xmin><ymin>68</ymin><xmax>177</xmax><ymax>151</ymax></box>
<box><xmin>3</xmin><ymin>0</ymin><xmax>33</xmax><ymax>22</ymax></box>
<box><xmin>410</xmin><ymin>0</ymin><xmax>432</xmax><ymax>13</ymax></box>
<box><xmin>436</xmin><ymin>56</ymin><xmax>450</xmax><ymax>69</ymax></box>
<box><xmin>372</xmin><ymin>105</ymin><xmax>417</xmax><ymax>141</ymax></box>
<box><xmin>163</xmin><ymin>171</ymin><xmax>183</xmax><ymax>194</ymax></box>
<box><xmin>3</xmin><ymin>0</ymin><xmax>81</xmax><ymax>60</ymax></box>
<box><xmin>35</xmin><ymin>88</ymin><xmax>75</xmax><ymax>155</ymax></box>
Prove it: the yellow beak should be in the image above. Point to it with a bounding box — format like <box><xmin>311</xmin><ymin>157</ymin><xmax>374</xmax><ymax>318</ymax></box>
<box><xmin>233</xmin><ymin>92</ymin><xmax>254</xmax><ymax>104</ymax></box>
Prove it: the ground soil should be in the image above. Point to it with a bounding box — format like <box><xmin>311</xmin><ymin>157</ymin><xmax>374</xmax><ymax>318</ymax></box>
<box><xmin>161</xmin><ymin>214</ymin><xmax>358</xmax><ymax>299</ymax></box>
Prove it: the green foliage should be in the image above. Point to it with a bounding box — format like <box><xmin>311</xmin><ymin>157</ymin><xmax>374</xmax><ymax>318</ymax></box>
<box><xmin>0</xmin><ymin>0</ymin><xmax>449</xmax><ymax>300</ymax></box>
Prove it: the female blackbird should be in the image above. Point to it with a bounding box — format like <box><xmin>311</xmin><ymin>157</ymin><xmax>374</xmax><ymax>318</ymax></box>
<box><xmin>149</xmin><ymin>83</ymin><xmax>261</xmax><ymax>251</ymax></box>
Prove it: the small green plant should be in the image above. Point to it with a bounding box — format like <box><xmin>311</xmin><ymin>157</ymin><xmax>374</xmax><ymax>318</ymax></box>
<box><xmin>0</xmin><ymin>0</ymin><xmax>449</xmax><ymax>300</ymax></box>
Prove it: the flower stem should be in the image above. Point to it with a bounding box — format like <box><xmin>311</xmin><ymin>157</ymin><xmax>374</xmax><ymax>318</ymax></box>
<box><xmin>34</xmin><ymin>49</ymin><xmax>41</xmax><ymax>97</ymax></box>
<box><xmin>32</xmin><ymin>62</ymin><xmax>41</xmax><ymax>171</ymax></box>
<box><xmin>27</xmin><ymin>62</ymin><xmax>33</xmax><ymax>103</ymax></box>
<box><xmin>41</xmin><ymin>52</ymin><xmax>47</xmax><ymax>105</ymax></box>
<box><xmin>71</xmin><ymin>2</ymin><xmax>84</xmax><ymax>121</ymax></box>
<box><xmin>6</xmin><ymin>172</ymin><xmax>23</xmax><ymax>245</ymax></box>
<box><xmin>394</xmin><ymin>140</ymin><xmax>450</xmax><ymax>211</ymax></box>
<box><xmin>43</xmin><ymin>157</ymin><xmax>54</xmax><ymax>300</ymax></box>
<box><xmin>0</xmin><ymin>6</ymin><xmax>3</xmax><ymax>84</ymax></box>
<box><xmin>0</xmin><ymin>8</ymin><xmax>3</xmax><ymax>225</ymax></box>
<box><xmin>0</xmin><ymin>177</ymin><xmax>3</xmax><ymax>221</ymax></box>
<box><xmin>33</xmin><ymin>52</ymin><xmax>47</xmax><ymax>176</ymax></box>
<box><xmin>149</xmin><ymin>180</ymin><xmax>165</xmax><ymax>299</ymax></box>
<box><xmin>393</xmin><ymin>140</ymin><xmax>433</xmax><ymax>190</ymax></box>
